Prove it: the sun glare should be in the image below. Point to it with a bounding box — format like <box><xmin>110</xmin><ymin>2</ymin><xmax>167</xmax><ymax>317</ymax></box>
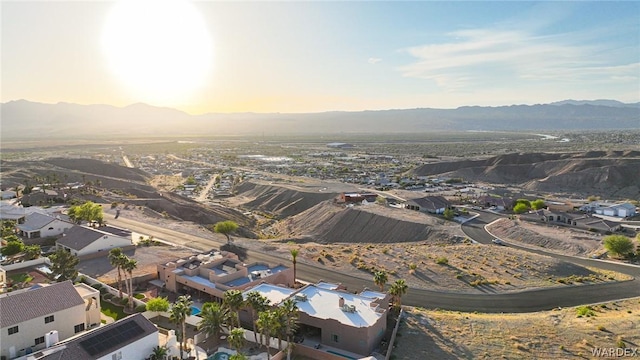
<box><xmin>102</xmin><ymin>0</ymin><xmax>212</xmax><ymax>105</ymax></box>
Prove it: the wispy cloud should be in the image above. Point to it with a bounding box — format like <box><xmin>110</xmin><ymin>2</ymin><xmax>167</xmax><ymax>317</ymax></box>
<box><xmin>368</xmin><ymin>57</ymin><xmax>382</xmax><ymax>64</ymax></box>
<box><xmin>398</xmin><ymin>27</ymin><xmax>639</xmax><ymax>92</ymax></box>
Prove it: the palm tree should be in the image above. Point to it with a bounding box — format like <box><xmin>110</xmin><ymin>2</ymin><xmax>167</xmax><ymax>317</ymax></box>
<box><xmin>389</xmin><ymin>279</ymin><xmax>408</xmax><ymax>310</ymax></box>
<box><xmin>228</xmin><ymin>327</ymin><xmax>246</xmax><ymax>355</ymax></box>
<box><xmin>256</xmin><ymin>310</ymin><xmax>280</xmax><ymax>360</ymax></box>
<box><xmin>278</xmin><ymin>298</ymin><xmax>299</xmax><ymax>360</ymax></box>
<box><xmin>170</xmin><ymin>295</ymin><xmax>193</xmax><ymax>360</ymax></box>
<box><xmin>108</xmin><ymin>248</ymin><xmax>125</xmax><ymax>298</ymax></box>
<box><xmin>290</xmin><ymin>248</ymin><xmax>299</xmax><ymax>286</ymax></box>
<box><xmin>373</xmin><ymin>270</ymin><xmax>388</xmax><ymax>292</ymax></box>
<box><xmin>223</xmin><ymin>289</ymin><xmax>244</xmax><ymax>329</ymax></box>
<box><xmin>197</xmin><ymin>302</ymin><xmax>229</xmax><ymax>342</ymax></box>
<box><xmin>245</xmin><ymin>291</ymin><xmax>271</xmax><ymax>343</ymax></box>
<box><xmin>122</xmin><ymin>257</ymin><xmax>138</xmax><ymax>310</ymax></box>
<box><xmin>149</xmin><ymin>345</ymin><xmax>168</xmax><ymax>360</ymax></box>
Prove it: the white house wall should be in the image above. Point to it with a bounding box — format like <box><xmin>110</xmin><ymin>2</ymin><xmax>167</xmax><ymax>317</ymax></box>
<box><xmin>77</xmin><ymin>235</ymin><xmax>132</xmax><ymax>257</ymax></box>
<box><xmin>40</xmin><ymin>219</ymin><xmax>74</xmax><ymax>238</ymax></box>
<box><xmin>96</xmin><ymin>332</ymin><xmax>159</xmax><ymax>360</ymax></box>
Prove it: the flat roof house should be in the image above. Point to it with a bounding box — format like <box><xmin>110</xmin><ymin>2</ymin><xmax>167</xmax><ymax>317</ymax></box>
<box><xmin>56</xmin><ymin>225</ymin><xmax>132</xmax><ymax>258</ymax></box>
<box><xmin>26</xmin><ymin>314</ymin><xmax>158</xmax><ymax>360</ymax></box>
<box><xmin>243</xmin><ymin>281</ymin><xmax>390</xmax><ymax>357</ymax></box>
<box><xmin>158</xmin><ymin>251</ymin><xmax>293</xmax><ymax>301</ymax></box>
<box><xmin>17</xmin><ymin>213</ymin><xmax>74</xmax><ymax>239</ymax></box>
<box><xmin>0</xmin><ymin>281</ymin><xmax>101</xmax><ymax>359</ymax></box>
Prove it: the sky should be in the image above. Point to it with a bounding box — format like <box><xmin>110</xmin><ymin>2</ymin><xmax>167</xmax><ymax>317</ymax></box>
<box><xmin>2</xmin><ymin>1</ymin><xmax>639</xmax><ymax>114</ymax></box>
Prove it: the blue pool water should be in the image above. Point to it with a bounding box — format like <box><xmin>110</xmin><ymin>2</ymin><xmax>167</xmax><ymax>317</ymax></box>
<box><xmin>191</xmin><ymin>306</ymin><xmax>201</xmax><ymax>316</ymax></box>
<box><xmin>207</xmin><ymin>352</ymin><xmax>231</xmax><ymax>360</ymax></box>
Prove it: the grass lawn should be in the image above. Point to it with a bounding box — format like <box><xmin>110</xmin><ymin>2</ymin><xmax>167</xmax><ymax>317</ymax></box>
<box><xmin>101</xmin><ymin>299</ymin><xmax>127</xmax><ymax>321</ymax></box>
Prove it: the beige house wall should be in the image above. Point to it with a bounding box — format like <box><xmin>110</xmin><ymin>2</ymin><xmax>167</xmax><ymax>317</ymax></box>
<box><xmin>0</xmin><ymin>304</ymin><xmax>86</xmax><ymax>359</ymax></box>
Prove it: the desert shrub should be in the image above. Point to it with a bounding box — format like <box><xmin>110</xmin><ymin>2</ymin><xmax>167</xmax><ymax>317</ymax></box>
<box><xmin>597</xmin><ymin>325</ymin><xmax>606</xmax><ymax>331</ymax></box>
<box><xmin>603</xmin><ymin>235</ymin><xmax>635</xmax><ymax>258</ymax></box>
<box><xmin>121</xmin><ymin>297</ymin><xmax>129</xmax><ymax>305</ymax></box>
<box><xmin>435</xmin><ymin>257</ymin><xmax>448</xmax><ymax>265</ymax></box>
<box><xmin>576</xmin><ymin>306</ymin><xmax>595</xmax><ymax>317</ymax></box>
<box><xmin>409</xmin><ymin>263</ymin><xmax>417</xmax><ymax>270</ymax></box>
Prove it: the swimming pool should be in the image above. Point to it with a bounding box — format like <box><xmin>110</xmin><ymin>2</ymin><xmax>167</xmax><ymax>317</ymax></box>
<box><xmin>191</xmin><ymin>306</ymin><xmax>201</xmax><ymax>316</ymax></box>
<box><xmin>207</xmin><ymin>351</ymin><xmax>231</xmax><ymax>360</ymax></box>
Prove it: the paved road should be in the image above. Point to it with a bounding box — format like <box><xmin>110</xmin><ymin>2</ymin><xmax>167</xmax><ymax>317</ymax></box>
<box><xmin>105</xmin><ymin>211</ymin><xmax>640</xmax><ymax>313</ymax></box>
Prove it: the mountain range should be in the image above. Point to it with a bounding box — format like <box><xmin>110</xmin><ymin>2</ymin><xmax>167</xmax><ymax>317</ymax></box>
<box><xmin>1</xmin><ymin>99</ymin><xmax>638</xmax><ymax>140</ymax></box>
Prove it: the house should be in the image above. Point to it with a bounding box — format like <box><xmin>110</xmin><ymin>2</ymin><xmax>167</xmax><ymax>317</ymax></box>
<box><xmin>56</xmin><ymin>225</ymin><xmax>133</xmax><ymax>258</ymax></box>
<box><xmin>1</xmin><ymin>190</ymin><xmax>17</xmax><ymax>200</ymax></box>
<box><xmin>289</xmin><ymin>282</ymin><xmax>389</xmax><ymax>356</ymax></box>
<box><xmin>479</xmin><ymin>196</ymin><xmax>513</xmax><ymax>211</ymax></box>
<box><xmin>339</xmin><ymin>192</ymin><xmax>378</xmax><ymax>204</ymax></box>
<box><xmin>0</xmin><ymin>203</ymin><xmax>27</xmax><ymax>223</ymax></box>
<box><xmin>16</xmin><ymin>213</ymin><xmax>74</xmax><ymax>239</ymax></box>
<box><xmin>25</xmin><ymin>314</ymin><xmax>158</xmax><ymax>360</ymax></box>
<box><xmin>404</xmin><ymin>196</ymin><xmax>451</xmax><ymax>214</ymax></box>
<box><xmin>0</xmin><ymin>281</ymin><xmax>101</xmax><ymax>359</ymax></box>
<box><xmin>580</xmin><ymin>202</ymin><xmax>637</xmax><ymax>218</ymax></box>
<box><xmin>157</xmin><ymin>251</ymin><xmax>293</xmax><ymax>301</ymax></box>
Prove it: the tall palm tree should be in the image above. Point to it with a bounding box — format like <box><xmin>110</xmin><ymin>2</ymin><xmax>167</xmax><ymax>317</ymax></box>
<box><xmin>245</xmin><ymin>291</ymin><xmax>271</xmax><ymax>343</ymax></box>
<box><xmin>122</xmin><ymin>257</ymin><xmax>138</xmax><ymax>310</ymax></box>
<box><xmin>223</xmin><ymin>289</ymin><xmax>244</xmax><ymax>329</ymax></box>
<box><xmin>197</xmin><ymin>302</ymin><xmax>229</xmax><ymax>342</ymax></box>
<box><xmin>389</xmin><ymin>279</ymin><xmax>408</xmax><ymax>310</ymax></box>
<box><xmin>170</xmin><ymin>295</ymin><xmax>193</xmax><ymax>360</ymax></box>
<box><xmin>290</xmin><ymin>248</ymin><xmax>299</xmax><ymax>286</ymax></box>
<box><xmin>278</xmin><ymin>298</ymin><xmax>299</xmax><ymax>360</ymax></box>
<box><xmin>108</xmin><ymin>248</ymin><xmax>124</xmax><ymax>298</ymax></box>
<box><xmin>256</xmin><ymin>310</ymin><xmax>280</xmax><ymax>359</ymax></box>
<box><xmin>373</xmin><ymin>270</ymin><xmax>388</xmax><ymax>292</ymax></box>
<box><xmin>228</xmin><ymin>327</ymin><xmax>246</xmax><ymax>355</ymax></box>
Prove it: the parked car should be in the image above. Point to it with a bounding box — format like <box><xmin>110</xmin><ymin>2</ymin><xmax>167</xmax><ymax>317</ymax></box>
<box><xmin>492</xmin><ymin>238</ymin><xmax>505</xmax><ymax>246</ymax></box>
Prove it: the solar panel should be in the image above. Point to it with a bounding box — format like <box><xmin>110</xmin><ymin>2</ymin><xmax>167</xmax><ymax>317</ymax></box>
<box><xmin>80</xmin><ymin>320</ymin><xmax>145</xmax><ymax>356</ymax></box>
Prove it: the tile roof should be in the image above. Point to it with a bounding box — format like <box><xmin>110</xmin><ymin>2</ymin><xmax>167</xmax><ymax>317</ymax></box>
<box><xmin>56</xmin><ymin>226</ymin><xmax>107</xmax><ymax>250</ymax></box>
<box><xmin>35</xmin><ymin>314</ymin><xmax>158</xmax><ymax>360</ymax></box>
<box><xmin>0</xmin><ymin>281</ymin><xmax>84</xmax><ymax>328</ymax></box>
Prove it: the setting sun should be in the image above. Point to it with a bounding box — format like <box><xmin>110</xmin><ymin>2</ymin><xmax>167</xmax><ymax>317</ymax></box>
<box><xmin>102</xmin><ymin>0</ymin><xmax>212</xmax><ymax>105</ymax></box>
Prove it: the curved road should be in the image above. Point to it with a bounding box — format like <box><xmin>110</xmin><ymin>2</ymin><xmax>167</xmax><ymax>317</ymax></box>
<box><xmin>105</xmin><ymin>211</ymin><xmax>640</xmax><ymax>313</ymax></box>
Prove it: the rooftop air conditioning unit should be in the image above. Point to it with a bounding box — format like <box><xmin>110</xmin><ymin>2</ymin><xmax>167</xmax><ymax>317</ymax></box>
<box><xmin>294</xmin><ymin>293</ymin><xmax>308</xmax><ymax>302</ymax></box>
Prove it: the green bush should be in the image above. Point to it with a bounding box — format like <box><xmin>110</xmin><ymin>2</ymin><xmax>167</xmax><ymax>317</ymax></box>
<box><xmin>90</xmin><ymin>283</ymin><xmax>103</xmax><ymax>290</ymax></box>
<box><xmin>121</xmin><ymin>297</ymin><xmax>129</xmax><ymax>305</ymax></box>
<box><xmin>134</xmin><ymin>293</ymin><xmax>145</xmax><ymax>300</ymax></box>
<box><xmin>135</xmin><ymin>304</ymin><xmax>147</xmax><ymax>313</ymax></box>
<box><xmin>103</xmin><ymin>293</ymin><xmax>114</xmax><ymax>300</ymax></box>
<box><xmin>435</xmin><ymin>257</ymin><xmax>448</xmax><ymax>265</ymax></box>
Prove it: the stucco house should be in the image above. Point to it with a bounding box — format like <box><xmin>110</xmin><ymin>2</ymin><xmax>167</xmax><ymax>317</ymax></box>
<box><xmin>56</xmin><ymin>225</ymin><xmax>132</xmax><ymax>257</ymax></box>
<box><xmin>580</xmin><ymin>201</ymin><xmax>637</xmax><ymax>218</ymax></box>
<box><xmin>0</xmin><ymin>281</ymin><xmax>101</xmax><ymax>359</ymax></box>
<box><xmin>16</xmin><ymin>213</ymin><xmax>74</xmax><ymax>239</ymax></box>
<box><xmin>404</xmin><ymin>195</ymin><xmax>451</xmax><ymax>214</ymax></box>
<box><xmin>25</xmin><ymin>314</ymin><xmax>158</xmax><ymax>360</ymax></box>
<box><xmin>241</xmin><ymin>281</ymin><xmax>390</xmax><ymax>357</ymax></box>
<box><xmin>157</xmin><ymin>251</ymin><xmax>293</xmax><ymax>301</ymax></box>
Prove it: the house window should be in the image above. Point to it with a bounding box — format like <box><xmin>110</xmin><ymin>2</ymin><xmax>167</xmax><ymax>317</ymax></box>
<box><xmin>35</xmin><ymin>336</ymin><xmax>45</xmax><ymax>346</ymax></box>
<box><xmin>331</xmin><ymin>334</ymin><xmax>339</xmax><ymax>343</ymax></box>
<box><xmin>74</xmin><ymin>323</ymin><xmax>85</xmax><ymax>333</ymax></box>
<box><xmin>8</xmin><ymin>326</ymin><xmax>18</xmax><ymax>335</ymax></box>
<box><xmin>45</xmin><ymin>315</ymin><xmax>54</xmax><ymax>323</ymax></box>
<box><xmin>112</xmin><ymin>351</ymin><xmax>122</xmax><ymax>360</ymax></box>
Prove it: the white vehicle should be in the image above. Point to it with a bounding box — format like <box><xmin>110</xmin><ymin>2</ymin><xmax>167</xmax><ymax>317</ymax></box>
<box><xmin>492</xmin><ymin>238</ymin><xmax>505</xmax><ymax>246</ymax></box>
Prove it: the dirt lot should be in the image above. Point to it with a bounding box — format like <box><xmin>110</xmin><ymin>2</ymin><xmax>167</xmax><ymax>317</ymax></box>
<box><xmin>487</xmin><ymin>218</ymin><xmax>604</xmax><ymax>257</ymax></box>
<box><xmin>393</xmin><ymin>297</ymin><xmax>640</xmax><ymax>359</ymax></box>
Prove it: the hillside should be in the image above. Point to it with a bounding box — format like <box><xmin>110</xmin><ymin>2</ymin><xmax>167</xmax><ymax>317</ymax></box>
<box><xmin>273</xmin><ymin>201</ymin><xmax>461</xmax><ymax>244</ymax></box>
<box><xmin>412</xmin><ymin>151</ymin><xmax>640</xmax><ymax>198</ymax></box>
<box><xmin>2</xmin><ymin>100</ymin><xmax>639</xmax><ymax>140</ymax></box>
<box><xmin>234</xmin><ymin>180</ymin><xmax>357</xmax><ymax>218</ymax></box>
<box><xmin>0</xmin><ymin>158</ymin><xmax>255</xmax><ymax>234</ymax></box>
